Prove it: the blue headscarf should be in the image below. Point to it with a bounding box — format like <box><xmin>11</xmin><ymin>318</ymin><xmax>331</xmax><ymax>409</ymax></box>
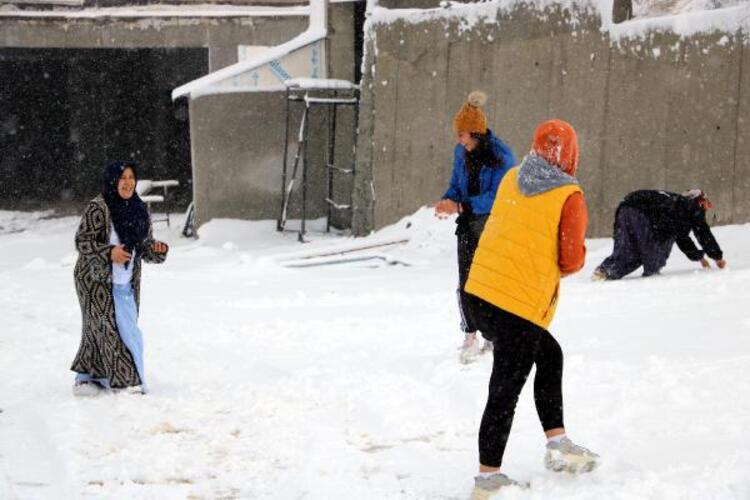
<box><xmin>102</xmin><ymin>160</ymin><xmax>150</xmax><ymax>267</ymax></box>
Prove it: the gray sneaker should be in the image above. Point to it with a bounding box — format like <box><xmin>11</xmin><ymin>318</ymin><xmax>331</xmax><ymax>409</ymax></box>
<box><xmin>480</xmin><ymin>340</ymin><xmax>493</xmax><ymax>355</ymax></box>
<box><xmin>459</xmin><ymin>333</ymin><xmax>481</xmax><ymax>364</ymax></box>
<box><xmin>591</xmin><ymin>268</ymin><xmax>609</xmax><ymax>281</ymax></box>
<box><xmin>471</xmin><ymin>473</ymin><xmax>529</xmax><ymax>499</ymax></box>
<box><xmin>544</xmin><ymin>437</ymin><xmax>600</xmax><ymax>473</ymax></box>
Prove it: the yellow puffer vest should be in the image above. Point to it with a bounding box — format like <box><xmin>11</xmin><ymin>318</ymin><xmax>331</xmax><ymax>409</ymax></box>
<box><xmin>465</xmin><ymin>167</ymin><xmax>582</xmax><ymax>329</ymax></box>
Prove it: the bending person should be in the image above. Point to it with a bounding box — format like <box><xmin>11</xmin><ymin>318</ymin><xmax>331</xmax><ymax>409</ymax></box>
<box><xmin>593</xmin><ymin>189</ymin><xmax>725</xmax><ymax>280</ymax></box>
<box><xmin>433</xmin><ymin>90</ymin><xmax>515</xmax><ymax>364</ymax></box>
<box><xmin>71</xmin><ymin>160</ymin><xmax>168</xmax><ymax>396</ymax></box>
<box><xmin>465</xmin><ymin>119</ymin><xmax>600</xmax><ymax>496</ymax></box>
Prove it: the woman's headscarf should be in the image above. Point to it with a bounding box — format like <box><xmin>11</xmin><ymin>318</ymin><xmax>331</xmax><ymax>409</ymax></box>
<box><xmin>682</xmin><ymin>189</ymin><xmax>714</xmax><ymax>210</ymax></box>
<box><xmin>531</xmin><ymin>119</ymin><xmax>579</xmax><ymax>177</ymax></box>
<box><xmin>102</xmin><ymin>160</ymin><xmax>150</xmax><ymax>265</ymax></box>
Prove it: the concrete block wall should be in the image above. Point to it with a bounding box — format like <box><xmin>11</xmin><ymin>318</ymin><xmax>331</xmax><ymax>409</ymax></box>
<box><xmin>352</xmin><ymin>5</ymin><xmax>749</xmax><ymax>237</ymax></box>
<box><xmin>737</xmin><ymin>41</ymin><xmax>750</xmax><ymax>224</ymax></box>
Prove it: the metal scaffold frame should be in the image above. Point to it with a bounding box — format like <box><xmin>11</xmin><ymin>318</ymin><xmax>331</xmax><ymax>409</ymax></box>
<box><xmin>277</xmin><ymin>78</ymin><xmax>359</xmax><ymax>242</ymax></box>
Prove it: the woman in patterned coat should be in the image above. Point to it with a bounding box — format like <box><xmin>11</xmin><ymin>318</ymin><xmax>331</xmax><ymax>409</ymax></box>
<box><xmin>70</xmin><ymin>160</ymin><xmax>168</xmax><ymax>396</ymax></box>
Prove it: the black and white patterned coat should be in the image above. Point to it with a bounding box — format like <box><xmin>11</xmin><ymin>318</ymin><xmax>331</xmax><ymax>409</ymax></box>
<box><xmin>70</xmin><ymin>195</ymin><xmax>166</xmax><ymax>388</ymax></box>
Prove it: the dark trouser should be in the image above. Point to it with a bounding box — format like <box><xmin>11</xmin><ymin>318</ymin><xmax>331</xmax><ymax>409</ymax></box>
<box><xmin>598</xmin><ymin>206</ymin><xmax>674</xmax><ymax>279</ymax></box>
<box><xmin>469</xmin><ymin>296</ymin><xmax>565</xmax><ymax>468</ymax></box>
<box><xmin>456</xmin><ymin>215</ymin><xmax>488</xmax><ymax>333</ymax></box>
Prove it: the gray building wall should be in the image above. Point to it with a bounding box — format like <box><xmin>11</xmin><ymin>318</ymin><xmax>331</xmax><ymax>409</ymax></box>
<box><xmin>0</xmin><ymin>9</ymin><xmax>315</xmax><ymax>210</ymax></box>
<box><xmin>0</xmin><ymin>14</ymin><xmax>308</xmax><ymax>72</ymax></box>
<box><xmin>1</xmin><ymin>1</ymin><xmax>361</xmax><ymax>227</ymax></box>
<box><xmin>352</xmin><ymin>4</ymin><xmax>749</xmax><ymax>237</ymax></box>
<box><xmin>188</xmin><ymin>1</ymin><xmax>359</xmax><ymax>229</ymax></box>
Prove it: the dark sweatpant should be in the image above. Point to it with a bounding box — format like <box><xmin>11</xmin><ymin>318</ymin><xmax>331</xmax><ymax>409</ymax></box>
<box><xmin>469</xmin><ymin>296</ymin><xmax>565</xmax><ymax>467</ymax></box>
<box><xmin>456</xmin><ymin>215</ymin><xmax>488</xmax><ymax>333</ymax></box>
<box><xmin>598</xmin><ymin>206</ymin><xmax>674</xmax><ymax>279</ymax></box>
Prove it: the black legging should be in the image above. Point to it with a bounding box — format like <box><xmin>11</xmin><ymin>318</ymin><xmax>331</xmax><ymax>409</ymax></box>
<box><xmin>456</xmin><ymin>215</ymin><xmax>488</xmax><ymax>333</ymax></box>
<box><xmin>469</xmin><ymin>296</ymin><xmax>565</xmax><ymax>467</ymax></box>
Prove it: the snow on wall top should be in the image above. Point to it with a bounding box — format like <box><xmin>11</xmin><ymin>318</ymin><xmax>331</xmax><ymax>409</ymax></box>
<box><xmin>0</xmin><ymin>3</ymin><xmax>310</xmax><ymax>18</ymax></box>
<box><xmin>634</xmin><ymin>0</ymin><xmax>745</xmax><ymax>18</ymax></box>
<box><xmin>285</xmin><ymin>78</ymin><xmax>358</xmax><ymax>90</ymax></box>
<box><xmin>365</xmin><ymin>0</ymin><xmax>750</xmax><ymax>41</ymax></box>
<box><xmin>367</xmin><ymin>0</ymin><xmax>599</xmax><ymax>32</ymax></box>
<box><xmin>610</xmin><ymin>3</ymin><xmax>750</xmax><ymax>39</ymax></box>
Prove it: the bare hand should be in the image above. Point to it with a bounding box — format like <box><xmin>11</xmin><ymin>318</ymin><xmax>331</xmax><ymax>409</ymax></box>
<box><xmin>715</xmin><ymin>259</ymin><xmax>727</xmax><ymax>269</ymax></box>
<box><xmin>111</xmin><ymin>245</ymin><xmax>132</xmax><ymax>264</ymax></box>
<box><xmin>151</xmin><ymin>241</ymin><xmax>168</xmax><ymax>254</ymax></box>
<box><xmin>433</xmin><ymin>199</ymin><xmax>460</xmax><ymax>219</ymax></box>
<box><xmin>433</xmin><ymin>200</ymin><xmax>448</xmax><ymax>219</ymax></box>
<box><xmin>700</xmin><ymin>258</ymin><xmax>710</xmax><ymax>269</ymax></box>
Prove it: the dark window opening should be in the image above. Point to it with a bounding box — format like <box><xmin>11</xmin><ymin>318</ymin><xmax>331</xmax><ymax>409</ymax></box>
<box><xmin>613</xmin><ymin>0</ymin><xmax>633</xmax><ymax>23</ymax></box>
<box><xmin>0</xmin><ymin>47</ymin><xmax>208</xmax><ymax>211</ymax></box>
<box><xmin>353</xmin><ymin>0</ymin><xmax>367</xmax><ymax>84</ymax></box>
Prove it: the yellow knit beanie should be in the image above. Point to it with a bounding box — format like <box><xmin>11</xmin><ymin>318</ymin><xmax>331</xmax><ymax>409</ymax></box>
<box><xmin>453</xmin><ymin>90</ymin><xmax>488</xmax><ymax>134</ymax></box>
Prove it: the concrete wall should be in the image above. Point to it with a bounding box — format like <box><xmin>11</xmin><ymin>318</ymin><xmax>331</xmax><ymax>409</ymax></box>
<box><xmin>0</xmin><ymin>15</ymin><xmax>308</xmax><ymax>72</ymax></box>
<box><xmin>352</xmin><ymin>5</ymin><xmax>749</xmax><ymax>237</ymax></box>
<box><xmin>188</xmin><ymin>1</ymin><xmax>359</xmax><ymax>228</ymax></box>
<box><xmin>189</xmin><ymin>92</ymin><xmax>331</xmax><ymax>224</ymax></box>
<box><xmin>6</xmin><ymin>0</ymin><xmax>310</xmax><ymax>5</ymax></box>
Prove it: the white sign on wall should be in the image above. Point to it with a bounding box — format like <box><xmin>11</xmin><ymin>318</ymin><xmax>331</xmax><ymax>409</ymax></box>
<box><xmin>214</xmin><ymin>39</ymin><xmax>326</xmax><ymax>92</ymax></box>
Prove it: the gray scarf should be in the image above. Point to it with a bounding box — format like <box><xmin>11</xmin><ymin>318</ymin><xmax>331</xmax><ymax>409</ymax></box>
<box><xmin>517</xmin><ymin>153</ymin><xmax>578</xmax><ymax>196</ymax></box>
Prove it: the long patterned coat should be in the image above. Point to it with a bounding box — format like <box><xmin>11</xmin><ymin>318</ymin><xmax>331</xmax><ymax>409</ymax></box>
<box><xmin>70</xmin><ymin>195</ymin><xmax>167</xmax><ymax>388</ymax></box>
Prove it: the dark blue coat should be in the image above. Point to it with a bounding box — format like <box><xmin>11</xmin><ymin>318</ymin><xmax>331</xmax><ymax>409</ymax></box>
<box><xmin>442</xmin><ymin>129</ymin><xmax>516</xmax><ymax>215</ymax></box>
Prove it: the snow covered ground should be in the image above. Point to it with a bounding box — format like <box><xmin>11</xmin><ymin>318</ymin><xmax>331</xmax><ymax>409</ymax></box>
<box><xmin>0</xmin><ymin>207</ymin><xmax>748</xmax><ymax>499</ymax></box>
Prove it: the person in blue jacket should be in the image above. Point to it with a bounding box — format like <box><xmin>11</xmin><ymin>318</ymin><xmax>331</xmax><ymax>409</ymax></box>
<box><xmin>434</xmin><ymin>90</ymin><xmax>516</xmax><ymax>363</ymax></box>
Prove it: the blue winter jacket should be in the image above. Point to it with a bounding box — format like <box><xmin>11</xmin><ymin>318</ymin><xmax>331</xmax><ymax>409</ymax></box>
<box><xmin>442</xmin><ymin>129</ymin><xmax>516</xmax><ymax>215</ymax></box>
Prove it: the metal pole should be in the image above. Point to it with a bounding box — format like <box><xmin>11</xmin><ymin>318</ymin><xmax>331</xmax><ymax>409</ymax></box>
<box><xmin>280</xmin><ymin>106</ymin><xmax>307</xmax><ymax>232</ymax></box>
<box><xmin>164</xmin><ymin>185</ymin><xmax>171</xmax><ymax>227</ymax></box>
<box><xmin>326</xmin><ymin>91</ymin><xmax>337</xmax><ymax>232</ymax></box>
<box><xmin>352</xmin><ymin>88</ymin><xmax>360</xmax><ymax>177</ymax></box>
<box><xmin>278</xmin><ymin>87</ymin><xmax>292</xmax><ymax>231</ymax></box>
<box><xmin>300</xmin><ymin>94</ymin><xmax>310</xmax><ymax>242</ymax></box>
<box><xmin>347</xmin><ymin>88</ymin><xmax>360</xmax><ymax>230</ymax></box>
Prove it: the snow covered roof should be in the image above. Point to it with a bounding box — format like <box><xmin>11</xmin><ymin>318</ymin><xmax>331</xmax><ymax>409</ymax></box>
<box><xmin>0</xmin><ymin>3</ymin><xmax>310</xmax><ymax>19</ymax></box>
<box><xmin>6</xmin><ymin>0</ymin><xmax>83</xmax><ymax>6</ymax></box>
<box><xmin>171</xmin><ymin>0</ymin><xmax>329</xmax><ymax>100</ymax></box>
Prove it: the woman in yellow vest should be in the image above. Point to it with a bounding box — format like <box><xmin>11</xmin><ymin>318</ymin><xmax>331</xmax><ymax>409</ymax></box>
<box><xmin>465</xmin><ymin>120</ymin><xmax>601</xmax><ymax>496</ymax></box>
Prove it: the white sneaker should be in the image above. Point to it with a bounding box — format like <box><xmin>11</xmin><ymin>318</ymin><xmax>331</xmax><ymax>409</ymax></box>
<box><xmin>459</xmin><ymin>333</ymin><xmax>481</xmax><ymax>364</ymax></box>
<box><xmin>471</xmin><ymin>472</ymin><xmax>529</xmax><ymax>499</ymax></box>
<box><xmin>544</xmin><ymin>437</ymin><xmax>601</xmax><ymax>473</ymax></box>
<box><xmin>72</xmin><ymin>382</ymin><xmax>103</xmax><ymax>397</ymax></box>
<box><xmin>457</xmin><ymin>332</ymin><xmax>475</xmax><ymax>350</ymax></box>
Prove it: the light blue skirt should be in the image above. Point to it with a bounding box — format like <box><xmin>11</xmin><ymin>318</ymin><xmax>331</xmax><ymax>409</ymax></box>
<box><xmin>75</xmin><ymin>283</ymin><xmax>148</xmax><ymax>393</ymax></box>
